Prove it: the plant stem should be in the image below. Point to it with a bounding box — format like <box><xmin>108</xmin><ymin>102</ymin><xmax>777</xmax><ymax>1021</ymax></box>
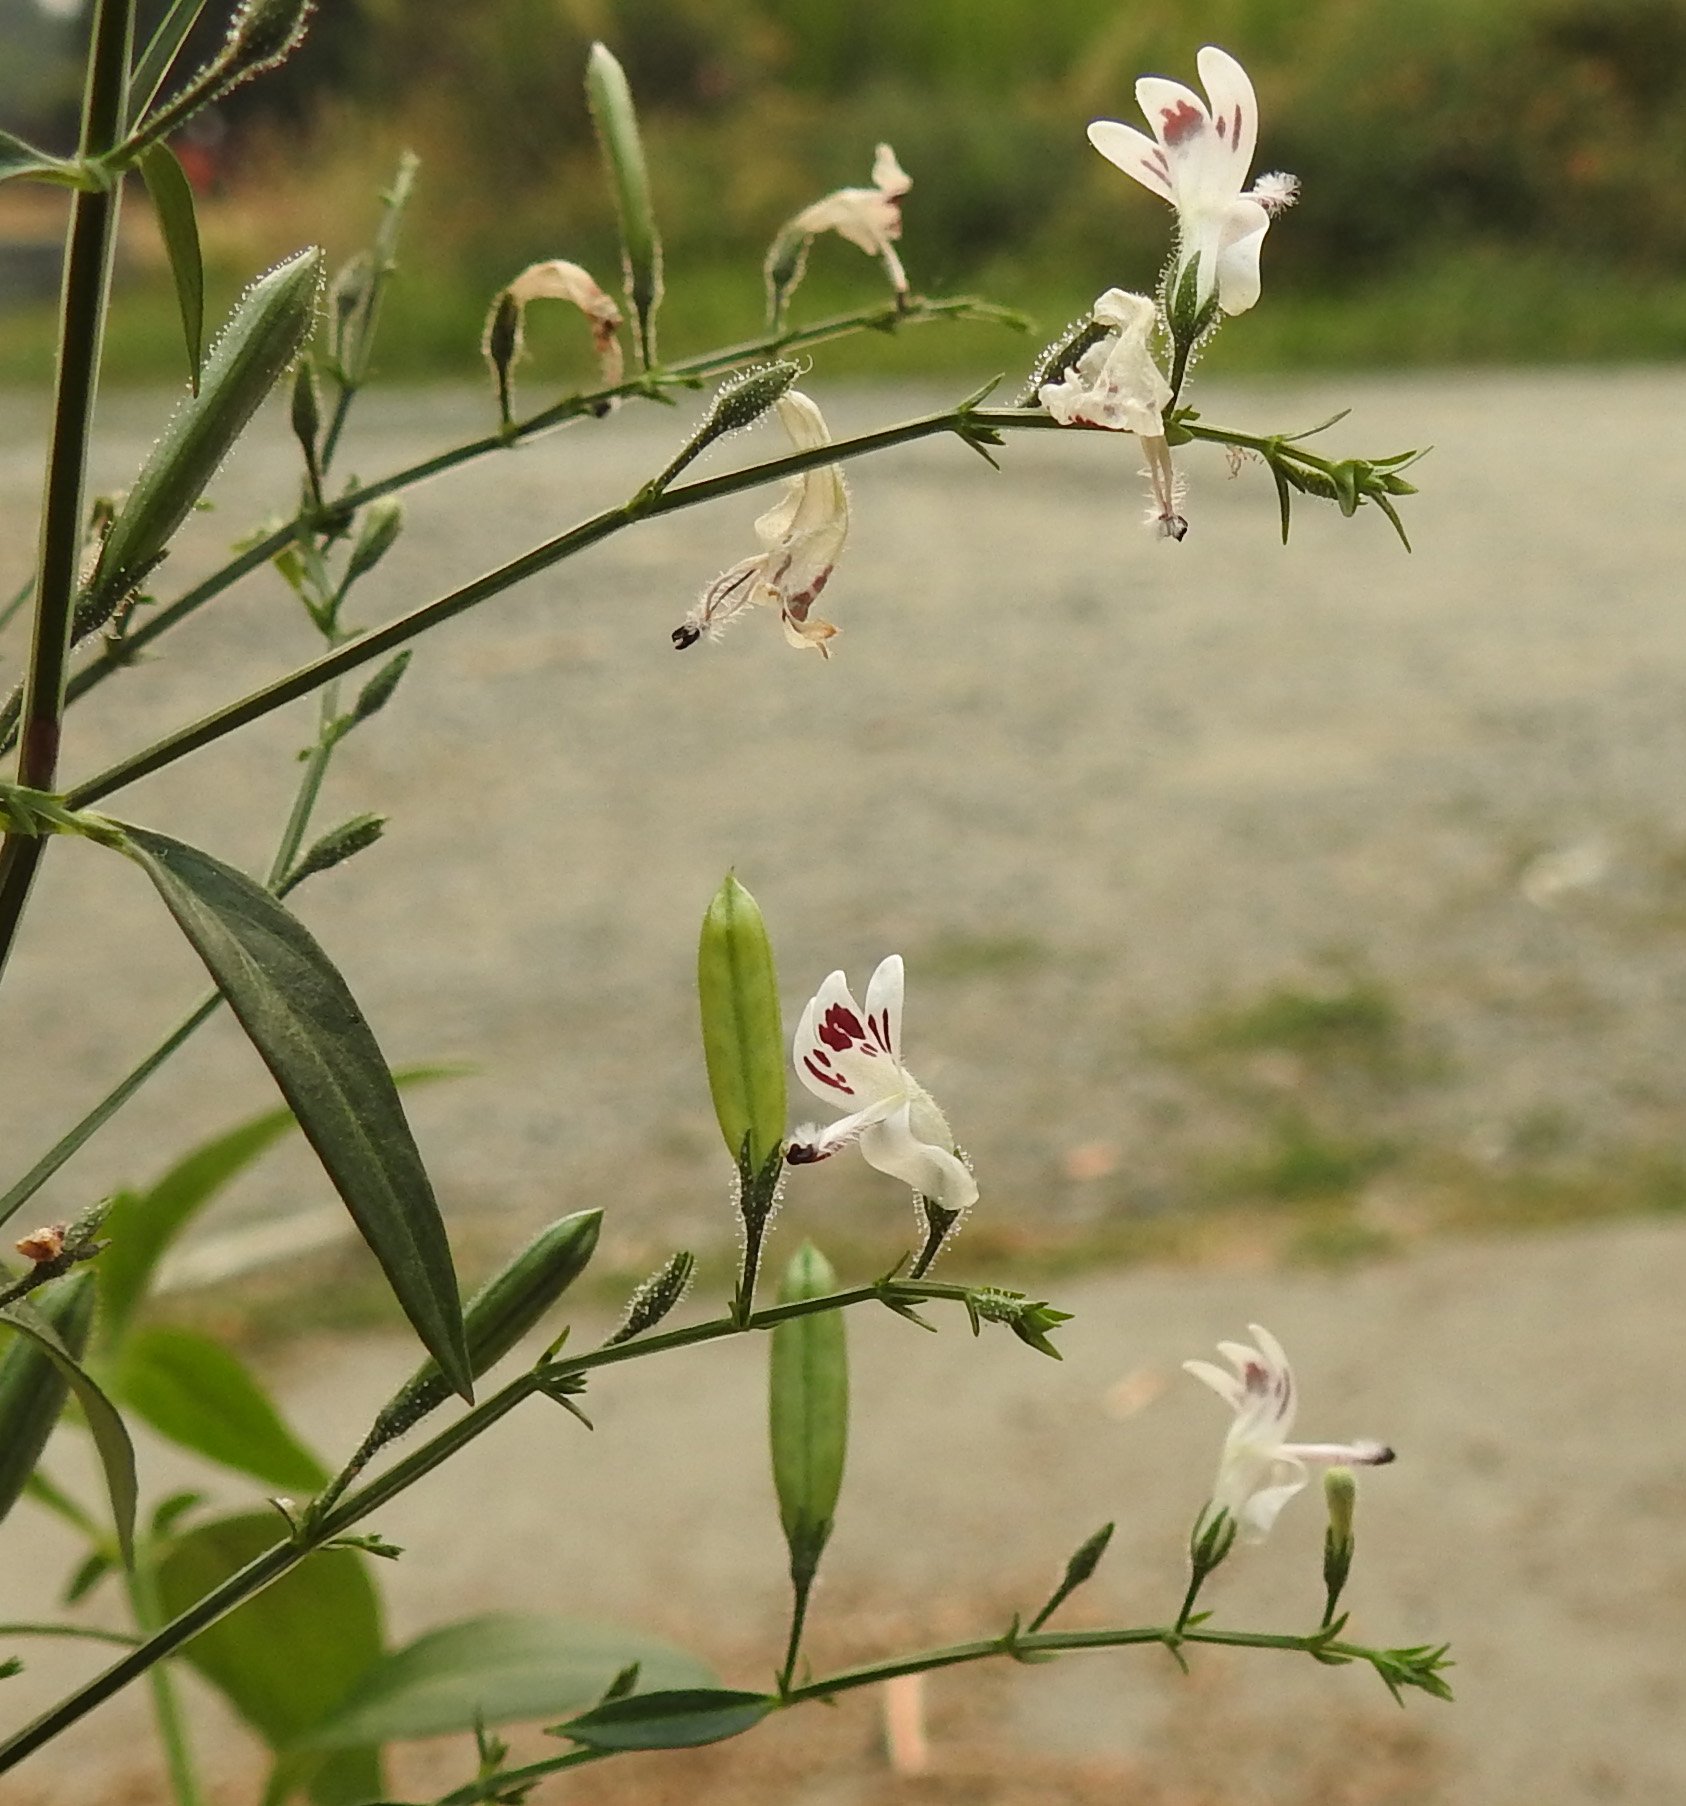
<box><xmin>0</xmin><ymin>1279</ymin><xmax>977</xmax><ymax>1774</ymax></box>
<box><xmin>125</xmin><ymin>1561</ymin><xmax>203</xmax><ymax>1806</ymax></box>
<box><xmin>777</xmin><ymin>1566</ymin><xmax>816</xmax><ymax>1695</ymax></box>
<box><xmin>0</xmin><ymin>0</ymin><xmax>133</xmax><ymax>983</ymax></box>
<box><xmin>50</xmin><ymin>296</ymin><xmax>1018</xmax><ymax>723</ymax></box>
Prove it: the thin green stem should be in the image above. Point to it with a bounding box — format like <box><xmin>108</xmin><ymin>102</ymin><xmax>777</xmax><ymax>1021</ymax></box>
<box><xmin>0</xmin><ymin>1280</ymin><xmax>973</xmax><ymax>1774</ymax></box>
<box><xmin>777</xmin><ymin>1567</ymin><xmax>816</xmax><ymax>1695</ymax></box>
<box><xmin>125</xmin><ymin>1562</ymin><xmax>203</xmax><ymax>1806</ymax></box>
<box><xmin>0</xmin><ymin>1623</ymin><xmax>140</xmax><ymax>1649</ymax></box>
<box><xmin>0</xmin><ymin>0</ymin><xmax>133</xmax><ymax>981</ymax></box>
<box><xmin>53</xmin><ymin>296</ymin><xmax>1017</xmax><ymax>721</ymax></box>
<box><xmin>1173</xmin><ymin>1566</ymin><xmax>1206</xmax><ymax>1634</ymax></box>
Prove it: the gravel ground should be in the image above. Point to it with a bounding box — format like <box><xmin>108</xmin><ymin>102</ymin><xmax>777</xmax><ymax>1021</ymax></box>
<box><xmin>0</xmin><ymin>367</ymin><xmax>1683</xmax><ymax>1800</ymax></box>
<box><xmin>0</xmin><ymin>370</ymin><xmax>1684</xmax><ymax>1268</ymax></box>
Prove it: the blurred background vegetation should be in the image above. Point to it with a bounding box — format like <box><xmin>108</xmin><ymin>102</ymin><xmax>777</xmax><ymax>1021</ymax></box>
<box><xmin>4</xmin><ymin>0</ymin><xmax>1686</xmax><ymax>380</ymax></box>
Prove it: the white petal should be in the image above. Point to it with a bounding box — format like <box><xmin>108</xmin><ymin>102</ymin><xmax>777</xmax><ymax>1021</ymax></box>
<box><xmin>1134</xmin><ymin>75</ymin><xmax>1208</xmax><ymax>150</ymax></box>
<box><xmin>774</xmin><ymin>390</ymin><xmax>833</xmax><ymax>453</ymax></box>
<box><xmin>794</xmin><ymin>971</ymin><xmax>904</xmax><ymax>1106</ymax></box>
<box><xmin>1283</xmin><ymin>1439</ymin><xmax>1395</xmax><ymax>1468</ymax></box>
<box><xmin>1183</xmin><ymin>1358</ymin><xmax>1244</xmax><ymax>1410</ymax></box>
<box><xmin>859</xmin><ymin>1101</ymin><xmax>979</xmax><ymax>1213</ymax></box>
<box><xmin>1212</xmin><ymin>198</ymin><xmax>1270</xmax><ymax>314</ymax></box>
<box><xmin>1196</xmin><ymin>46</ymin><xmax>1259</xmax><ymax>182</ymax></box>
<box><xmin>863</xmin><ymin>955</ymin><xmax>904</xmax><ymax>1059</ymax></box>
<box><xmin>792</xmin><ymin>188</ymin><xmax>896</xmax><ymax>257</ymax></box>
<box><xmin>1086</xmin><ymin>119</ymin><xmax>1173</xmax><ymax>202</ymax></box>
<box><xmin>1236</xmin><ymin>1464</ymin><xmax>1308</xmax><ymax>1542</ymax></box>
<box><xmin>787</xmin><ymin>1097</ymin><xmax>900</xmax><ymax>1163</ymax></box>
<box><xmin>871</xmin><ymin>142</ymin><xmax>911</xmax><ymax>199</ymax></box>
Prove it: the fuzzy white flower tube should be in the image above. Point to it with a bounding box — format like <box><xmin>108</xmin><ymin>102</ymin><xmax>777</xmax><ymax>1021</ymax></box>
<box><xmin>674</xmin><ymin>390</ymin><xmax>849</xmax><ymax>654</ymax></box>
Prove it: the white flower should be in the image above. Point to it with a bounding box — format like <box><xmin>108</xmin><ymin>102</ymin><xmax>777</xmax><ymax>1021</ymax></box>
<box><xmin>1038</xmin><ymin>289</ymin><xmax>1185</xmax><ymax>540</ymax></box>
<box><xmin>1087</xmin><ymin>46</ymin><xmax>1298</xmax><ymax>317</ymax></box>
<box><xmin>1185</xmin><ymin>1324</ymin><xmax>1393</xmax><ymax>1542</ymax></box>
<box><xmin>500</xmin><ymin>259</ymin><xmax>624</xmax><ymax>386</ymax></box>
<box><xmin>787</xmin><ymin>954</ymin><xmax>977</xmax><ymax>1217</ymax></box>
<box><xmin>673</xmin><ymin>390</ymin><xmax>848</xmax><ymax>655</ymax></box>
<box><xmin>784</xmin><ymin>143</ymin><xmax>912</xmax><ymax>296</ymax></box>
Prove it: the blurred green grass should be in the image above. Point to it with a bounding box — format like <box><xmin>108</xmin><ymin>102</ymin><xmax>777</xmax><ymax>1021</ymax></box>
<box><xmin>6</xmin><ymin>0</ymin><xmax>1686</xmax><ymax>383</ymax></box>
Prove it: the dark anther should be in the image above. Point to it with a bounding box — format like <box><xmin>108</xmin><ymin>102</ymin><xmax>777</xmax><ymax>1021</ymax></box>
<box><xmin>671</xmin><ymin>624</ymin><xmax>701</xmax><ymax>650</ymax></box>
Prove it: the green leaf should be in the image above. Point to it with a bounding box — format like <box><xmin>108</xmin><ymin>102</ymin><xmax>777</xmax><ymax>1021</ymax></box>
<box><xmin>697</xmin><ymin>875</ymin><xmax>786</xmax><ymax>1173</ymax></box>
<box><xmin>300</xmin><ymin>1614</ymin><xmax>715</xmax><ymax>1750</ymax></box>
<box><xmin>769</xmin><ymin>1244</ymin><xmax>848</xmax><ymax>1578</ymax></box>
<box><xmin>112</xmin><ymin>1326</ymin><xmax>328</xmax><ymax>1490</ymax></box>
<box><xmin>95</xmin><ymin>1065</ymin><xmax>459</xmax><ymax>1347</ymax></box>
<box><xmin>157</xmin><ymin>1511</ymin><xmax>384</xmax><ymax>1801</ymax></box>
<box><xmin>85</xmin><ymin>246</ymin><xmax>322</xmax><ymax>619</ymax></box>
<box><xmin>585</xmin><ymin>42</ymin><xmax>662</xmax><ymax>368</ymax></box>
<box><xmin>136</xmin><ymin>143</ymin><xmax>205</xmax><ymax>394</ymax></box>
<box><xmin>0</xmin><ymin>1275</ymin><xmax>98</xmax><ymax>1530</ymax></box>
<box><xmin>0</xmin><ymin>1295</ymin><xmax>137</xmax><ymax>1562</ymax></box>
<box><xmin>128</xmin><ymin>0</ymin><xmax>215</xmax><ymax>124</ymax></box>
<box><xmin>558</xmin><ymin>1687</ymin><xmax>774</xmax><ymax>1751</ymax></box>
<box><xmin>0</xmin><ymin>128</ymin><xmax>85</xmax><ymax>189</ymax></box>
<box><xmin>118</xmin><ymin>826</ymin><xmax>470</xmax><ymax>1397</ymax></box>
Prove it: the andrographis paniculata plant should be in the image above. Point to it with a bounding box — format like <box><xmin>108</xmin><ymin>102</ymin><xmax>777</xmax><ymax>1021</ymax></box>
<box><xmin>0</xmin><ymin>14</ymin><xmax>1445</xmax><ymax>1804</ymax></box>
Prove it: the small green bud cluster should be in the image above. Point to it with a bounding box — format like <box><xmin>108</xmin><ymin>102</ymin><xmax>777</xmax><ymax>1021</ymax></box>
<box><xmin>605</xmin><ymin>1250</ymin><xmax>697</xmax><ymax>1346</ymax></box>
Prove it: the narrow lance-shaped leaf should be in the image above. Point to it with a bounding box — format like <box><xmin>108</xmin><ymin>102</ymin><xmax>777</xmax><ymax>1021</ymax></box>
<box><xmin>117</xmin><ymin>825</ymin><xmax>471</xmax><ymax>1399</ymax></box>
<box><xmin>558</xmin><ymin>1687</ymin><xmax>775</xmax><ymax>1751</ymax></box>
<box><xmin>112</xmin><ymin>1325</ymin><xmax>329</xmax><ymax>1491</ymax></box>
<box><xmin>137</xmin><ymin>141</ymin><xmax>205</xmax><ymax>392</ymax></box>
<box><xmin>0</xmin><ymin>1274</ymin><xmax>97</xmax><ymax>1531</ymax></box>
<box><xmin>0</xmin><ymin>128</ymin><xmax>86</xmax><ymax>188</ymax></box>
<box><xmin>298</xmin><ymin>1614</ymin><xmax>716</xmax><ymax>1750</ymax></box>
<box><xmin>769</xmin><ymin>1244</ymin><xmax>848</xmax><ymax>1587</ymax></box>
<box><xmin>585</xmin><ymin>42</ymin><xmax>662</xmax><ymax>369</ymax></box>
<box><xmin>0</xmin><ymin>1291</ymin><xmax>137</xmax><ymax>1562</ymax></box>
<box><xmin>697</xmin><ymin>874</ymin><xmax>786</xmax><ymax>1172</ymax></box>
<box><xmin>84</xmin><ymin>246</ymin><xmax>323</xmax><ymax>619</ymax></box>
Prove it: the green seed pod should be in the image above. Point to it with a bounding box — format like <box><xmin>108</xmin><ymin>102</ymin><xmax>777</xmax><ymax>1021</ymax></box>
<box><xmin>86</xmin><ymin>247</ymin><xmax>324</xmax><ymax>617</ymax></box>
<box><xmin>605</xmin><ymin>1250</ymin><xmax>696</xmax><ymax>1346</ymax></box>
<box><xmin>585</xmin><ymin>42</ymin><xmax>663</xmax><ymax>369</ymax></box>
<box><xmin>0</xmin><ymin>1272</ymin><xmax>97</xmax><ymax>1528</ymax></box>
<box><xmin>768</xmin><ymin>1243</ymin><xmax>848</xmax><ymax>1583</ymax></box>
<box><xmin>344</xmin><ymin>498</ymin><xmax>405</xmax><ymax>587</ymax></box>
<box><xmin>349</xmin><ymin>649</ymin><xmax>411</xmax><ymax>727</ymax></box>
<box><xmin>697</xmin><ymin>875</ymin><xmax>787</xmax><ymax>1174</ymax></box>
<box><xmin>375</xmin><ymin>1209</ymin><xmax>603</xmax><ymax>1438</ymax></box>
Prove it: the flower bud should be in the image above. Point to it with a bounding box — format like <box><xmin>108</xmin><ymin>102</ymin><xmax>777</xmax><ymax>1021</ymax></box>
<box><xmin>344</xmin><ymin>498</ymin><xmax>405</xmax><ymax>586</ymax></box>
<box><xmin>224</xmin><ymin>0</ymin><xmax>314</xmax><ymax>82</ymax></box>
<box><xmin>605</xmin><ymin>1250</ymin><xmax>696</xmax><ymax>1346</ymax></box>
<box><xmin>289</xmin><ymin>357</ymin><xmax>321</xmax><ymax>470</ymax></box>
<box><xmin>1322</xmin><ymin>1465</ymin><xmax>1357</xmax><ymax>1617</ymax></box>
<box><xmin>586</xmin><ymin>42</ymin><xmax>663</xmax><ymax>369</ymax></box>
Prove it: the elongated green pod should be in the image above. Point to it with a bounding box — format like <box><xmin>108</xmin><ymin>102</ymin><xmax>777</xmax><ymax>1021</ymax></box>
<box><xmin>379</xmin><ymin>1209</ymin><xmax>603</xmax><ymax>1433</ymax></box>
<box><xmin>0</xmin><ymin>1273</ymin><xmax>98</xmax><ymax>1527</ymax></box>
<box><xmin>769</xmin><ymin>1243</ymin><xmax>848</xmax><ymax>1582</ymax></box>
<box><xmin>85</xmin><ymin>246</ymin><xmax>323</xmax><ymax>615</ymax></box>
<box><xmin>585</xmin><ymin>42</ymin><xmax>662</xmax><ymax>369</ymax></box>
<box><xmin>698</xmin><ymin>875</ymin><xmax>786</xmax><ymax>1174</ymax></box>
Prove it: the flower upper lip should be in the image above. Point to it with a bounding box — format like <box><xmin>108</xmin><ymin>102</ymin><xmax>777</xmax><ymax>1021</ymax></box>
<box><xmin>787</xmin><ymin>954</ymin><xmax>978</xmax><ymax>1217</ymax></box>
<box><xmin>1086</xmin><ymin>45</ymin><xmax>1295</xmax><ymax>317</ymax></box>
<box><xmin>1185</xmin><ymin>1323</ymin><xmax>1394</xmax><ymax>1542</ymax></box>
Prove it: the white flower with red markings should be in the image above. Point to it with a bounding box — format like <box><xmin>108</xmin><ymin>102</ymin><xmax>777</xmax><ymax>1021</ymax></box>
<box><xmin>787</xmin><ymin>955</ymin><xmax>977</xmax><ymax>1218</ymax></box>
<box><xmin>786</xmin><ymin>143</ymin><xmax>913</xmax><ymax>297</ymax></box>
<box><xmin>1185</xmin><ymin>1324</ymin><xmax>1394</xmax><ymax>1542</ymax></box>
<box><xmin>673</xmin><ymin>390</ymin><xmax>849</xmax><ymax>655</ymax></box>
<box><xmin>1038</xmin><ymin>288</ymin><xmax>1184</xmax><ymax>540</ymax></box>
<box><xmin>1087</xmin><ymin>46</ymin><xmax>1297</xmax><ymax>318</ymax></box>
